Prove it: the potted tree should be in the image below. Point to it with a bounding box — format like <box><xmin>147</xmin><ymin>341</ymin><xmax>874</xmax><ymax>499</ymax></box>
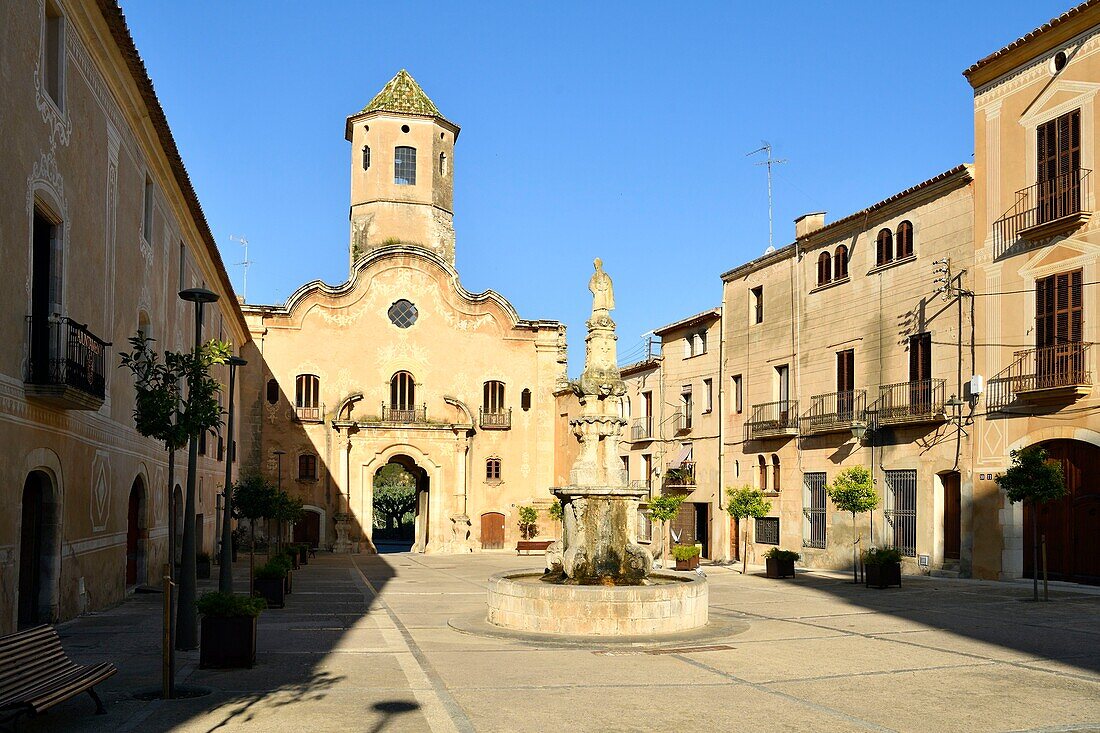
<box><xmin>197</xmin><ymin>591</ymin><xmax>265</xmax><ymax>669</ymax></box>
<box><xmin>826</xmin><ymin>466</ymin><xmax>879</xmax><ymax>584</ymax></box>
<box><xmin>764</xmin><ymin>548</ymin><xmax>799</xmax><ymax>579</ymax></box>
<box><xmin>196</xmin><ymin>551</ymin><xmax>211</xmax><ymax>580</ymax></box>
<box><xmin>725</xmin><ymin>486</ymin><xmax>772</xmax><ymax>574</ymax></box>
<box><xmin>253</xmin><ymin>561</ymin><xmax>286</xmax><ymax>608</ymax></box>
<box><xmin>296</xmin><ymin>543</ymin><xmax>309</xmax><ymax>566</ymax></box>
<box><xmin>646</xmin><ymin>493</ymin><xmax>686</xmax><ymax>569</ymax></box>
<box><xmin>518</xmin><ymin>506</ymin><xmax>539</xmax><ymax>540</ymax></box>
<box><xmin>233</xmin><ymin>474</ymin><xmax>277</xmax><ymax>597</ymax></box>
<box><xmin>672</xmin><ymin>544</ymin><xmax>701</xmax><ymax>570</ymax></box>
<box><xmin>995</xmin><ymin>447</ymin><xmax>1066</xmax><ymax>601</ymax></box>
<box><xmin>863</xmin><ymin>547</ymin><xmax>902</xmax><ymax>588</ymax></box>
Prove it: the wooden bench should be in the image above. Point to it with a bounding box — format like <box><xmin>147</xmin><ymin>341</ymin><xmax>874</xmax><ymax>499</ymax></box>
<box><xmin>0</xmin><ymin>625</ymin><xmax>116</xmax><ymax>730</ymax></box>
<box><xmin>516</xmin><ymin>540</ymin><xmax>553</xmax><ymax>555</ymax></box>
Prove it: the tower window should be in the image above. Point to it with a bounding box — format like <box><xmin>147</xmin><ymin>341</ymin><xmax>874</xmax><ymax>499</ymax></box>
<box><xmin>521</xmin><ymin>388</ymin><xmax>532</xmax><ymax>411</ymax></box>
<box><xmin>439</xmin><ymin>152</ymin><xmax>448</xmax><ymax>176</ymax></box>
<box><xmin>362</xmin><ymin>145</ymin><xmax>371</xmax><ymax>170</ymax></box>
<box><xmin>394</xmin><ymin>146</ymin><xmax>417</xmax><ymax>185</ymax></box>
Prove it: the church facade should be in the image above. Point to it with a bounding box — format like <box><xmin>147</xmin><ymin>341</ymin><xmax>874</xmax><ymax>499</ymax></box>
<box><xmin>240</xmin><ymin>71</ymin><xmax>568</xmax><ymax>554</ymax></box>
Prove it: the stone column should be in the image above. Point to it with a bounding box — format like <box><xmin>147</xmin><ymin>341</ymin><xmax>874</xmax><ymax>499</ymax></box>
<box><xmin>333</xmin><ymin>434</ymin><xmax>354</xmax><ymax>553</ymax></box>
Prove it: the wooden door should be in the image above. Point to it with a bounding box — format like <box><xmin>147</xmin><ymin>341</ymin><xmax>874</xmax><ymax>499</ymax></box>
<box><xmin>293</xmin><ymin>511</ymin><xmax>321</xmax><ymax>548</ymax></box>
<box><xmin>942</xmin><ymin>472</ymin><xmax>961</xmax><ymax>561</ymax></box>
<box><xmin>1024</xmin><ymin>440</ymin><xmax>1100</xmax><ymax>584</ymax></box>
<box><xmin>481</xmin><ymin>512</ymin><xmax>505</xmax><ymax>550</ymax></box>
<box><xmin>670</xmin><ymin>502</ymin><xmax>696</xmax><ymax>547</ymax></box>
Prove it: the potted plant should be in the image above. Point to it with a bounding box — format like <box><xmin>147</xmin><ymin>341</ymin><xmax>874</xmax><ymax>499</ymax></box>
<box><xmin>826</xmin><ymin>467</ymin><xmax>879</xmax><ymax>584</ymax></box>
<box><xmin>197</xmin><ymin>591</ymin><xmax>265</xmax><ymax>669</ymax></box>
<box><xmin>764</xmin><ymin>548</ymin><xmax>799</xmax><ymax>579</ymax></box>
<box><xmin>672</xmin><ymin>544</ymin><xmax>701</xmax><ymax>570</ymax></box>
<box><xmin>646</xmin><ymin>493</ymin><xmax>686</xmax><ymax>569</ymax></box>
<box><xmin>296</xmin><ymin>543</ymin><xmax>309</xmax><ymax>566</ymax></box>
<box><xmin>863</xmin><ymin>547</ymin><xmax>903</xmax><ymax>589</ymax></box>
<box><xmin>270</xmin><ymin>553</ymin><xmax>294</xmax><ymax>593</ymax></box>
<box><xmin>518</xmin><ymin>506</ymin><xmax>539</xmax><ymax>540</ymax></box>
<box><xmin>196</xmin><ymin>551</ymin><xmax>212</xmax><ymax>580</ymax></box>
<box><xmin>253</xmin><ymin>561</ymin><xmax>286</xmax><ymax>608</ymax></box>
<box><xmin>725</xmin><ymin>486</ymin><xmax>772</xmax><ymax>574</ymax></box>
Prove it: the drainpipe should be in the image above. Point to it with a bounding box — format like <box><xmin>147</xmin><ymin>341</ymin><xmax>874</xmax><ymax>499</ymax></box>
<box><xmin>716</xmin><ymin>307</ymin><xmax>726</xmax><ymax>561</ymax></box>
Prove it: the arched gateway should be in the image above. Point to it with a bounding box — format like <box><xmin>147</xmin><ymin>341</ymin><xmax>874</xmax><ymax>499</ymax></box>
<box><xmin>1024</xmin><ymin>440</ymin><xmax>1100</xmax><ymax>585</ymax></box>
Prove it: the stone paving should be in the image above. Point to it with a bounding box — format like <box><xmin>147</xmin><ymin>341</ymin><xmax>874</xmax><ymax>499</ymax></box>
<box><xmin>21</xmin><ymin>552</ymin><xmax>1100</xmax><ymax>733</ymax></box>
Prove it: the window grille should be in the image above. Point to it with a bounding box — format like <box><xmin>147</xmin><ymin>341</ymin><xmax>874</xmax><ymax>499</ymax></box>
<box><xmin>755</xmin><ymin>517</ymin><xmax>780</xmax><ymax>545</ymax></box>
<box><xmin>884</xmin><ymin>469</ymin><xmax>917</xmax><ymax>556</ymax></box>
<box><xmin>802</xmin><ymin>472</ymin><xmax>827</xmax><ymax>549</ymax></box>
<box><xmin>394</xmin><ymin>146</ymin><xmax>417</xmax><ymax>185</ymax></box>
<box><xmin>388</xmin><ymin>299</ymin><xmax>418</xmax><ymax>328</ymax></box>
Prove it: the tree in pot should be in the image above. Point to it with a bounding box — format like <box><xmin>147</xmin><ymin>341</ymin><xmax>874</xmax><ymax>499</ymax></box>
<box><xmin>826</xmin><ymin>466</ymin><xmax>879</xmax><ymax>584</ymax></box>
<box><xmin>725</xmin><ymin>486</ymin><xmax>772</xmax><ymax>574</ymax></box>
<box><xmin>863</xmin><ymin>547</ymin><xmax>902</xmax><ymax>589</ymax></box>
<box><xmin>196</xmin><ymin>592</ymin><xmax>265</xmax><ymax>669</ymax></box>
<box><xmin>672</xmin><ymin>544</ymin><xmax>701</xmax><ymax>570</ymax></box>
<box><xmin>646</xmin><ymin>493</ymin><xmax>686</xmax><ymax>569</ymax></box>
<box><xmin>253</xmin><ymin>561</ymin><xmax>287</xmax><ymax>609</ymax></box>
<box><xmin>270</xmin><ymin>489</ymin><xmax>304</xmax><ymax>555</ymax></box>
<box><xmin>518</xmin><ymin>506</ymin><xmax>539</xmax><ymax>540</ymax></box>
<box><xmin>995</xmin><ymin>447</ymin><xmax>1066</xmax><ymax>601</ymax></box>
<box><xmin>764</xmin><ymin>548</ymin><xmax>799</xmax><ymax>579</ymax></box>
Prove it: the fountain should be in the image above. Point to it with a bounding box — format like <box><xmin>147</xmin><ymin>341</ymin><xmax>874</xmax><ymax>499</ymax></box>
<box><xmin>483</xmin><ymin>259</ymin><xmax>709</xmax><ymax>637</ymax></box>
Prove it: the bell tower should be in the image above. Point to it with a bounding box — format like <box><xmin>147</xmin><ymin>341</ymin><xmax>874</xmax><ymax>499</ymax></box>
<box><xmin>345</xmin><ymin>70</ymin><xmax>460</xmax><ymax>271</ymax></box>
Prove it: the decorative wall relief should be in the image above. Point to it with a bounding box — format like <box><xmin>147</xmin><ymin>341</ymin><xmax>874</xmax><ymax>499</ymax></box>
<box><xmin>91</xmin><ymin>451</ymin><xmax>111</xmax><ymax>532</ymax></box>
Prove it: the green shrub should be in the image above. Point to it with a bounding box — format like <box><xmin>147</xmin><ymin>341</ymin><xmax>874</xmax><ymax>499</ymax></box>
<box><xmin>764</xmin><ymin>548</ymin><xmax>800</xmax><ymax>562</ymax></box>
<box><xmin>548</xmin><ymin>499</ymin><xmax>563</xmax><ymax>522</ymax></box>
<box><xmin>254</xmin><ymin>561</ymin><xmax>287</xmax><ymax>580</ymax></box>
<box><xmin>671</xmin><ymin>544</ymin><xmax>701</xmax><ymax>561</ymax></box>
<box><xmin>863</xmin><ymin>547</ymin><xmax>902</xmax><ymax>566</ymax></box>
<box><xmin>269</xmin><ymin>554</ymin><xmax>294</xmax><ymax>573</ymax></box>
<box><xmin>196</xmin><ymin>591</ymin><xmax>266</xmax><ymax>618</ymax></box>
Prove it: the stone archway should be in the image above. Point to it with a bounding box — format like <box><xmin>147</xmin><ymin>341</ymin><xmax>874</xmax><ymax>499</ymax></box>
<box><xmin>19</xmin><ymin>470</ymin><xmax>62</xmax><ymax>629</ymax></box>
<box><xmin>126</xmin><ymin>477</ymin><xmax>148</xmax><ymax>587</ymax></box>
<box><xmin>371</xmin><ymin>455</ymin><xmax>427</xmax><ymax>553</ymax></box>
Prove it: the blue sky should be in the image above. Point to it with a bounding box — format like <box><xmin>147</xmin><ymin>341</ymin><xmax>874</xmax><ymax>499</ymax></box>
<box><xmin>124</xmin><ymin>1</ymin><xmax>1068</xmax><ymax>369</ymax></box>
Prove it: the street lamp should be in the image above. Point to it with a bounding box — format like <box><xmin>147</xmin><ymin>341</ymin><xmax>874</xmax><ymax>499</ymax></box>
<box><xmin>218</xmin><ymin>355</ymin><xmax>247</xmax><ymax>593</ymax></box>
<box><xmin>176</xmin><ymin>287</ymin><xmax>218</xmax><ymax>651</ymax></box>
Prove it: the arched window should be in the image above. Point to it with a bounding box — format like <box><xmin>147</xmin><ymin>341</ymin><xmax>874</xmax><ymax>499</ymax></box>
<box><xmin>757</xmin><ymin>455</ymin><xmax>768</xmax><ymax>491</ymax></box>
<box><xmin>834</xmin><ymin>245</ymin><xmax>849</xmax><ymax>280</ymax></box>
<box><xmin>439</xmin><ymin>152</ymin><xmax>447</xmax><ymax>176</ymax></box>
<box><xmin>362</xmin><ymin>145</ymin><xmax>371</xmax><ymax>170</ymax></box>
<box><xmin>896</xmin><ymin>220</ymin><xmax>913</xmax><ymax>259</ymax></box>
<box><xmin>816</xmin><ymin>251</ymin><xmax>832</xmax><ymax>286</ymax></box>
<box><xmin>771</xmin><ymin>454</ymin><xmax>781</xmax><ymax>493</ymax></box>
<box><xmin>483</xmin><ymin>380</ymin><xmax>506</xmax><ymax>414</ymax></box>
<box><xmin>394</xmin><ymin>146</ymin><xmax>417</xmax><ymax>185</ymax></box>
<box><xmin>390</xmin><ymin>371</ymin><xmax>415</xmax><ymax>410</ymax></box>
<box><xmin>620</xmin><ymin>395</ymin><xmax>632</xmax><ymax>418</ymax></box>
<box><xmin>266</xmin><ymin>378</ymin><xmax>279</xmax><ymax>405</ymax></box>
<box><xmin>298</xmin><ymin>453</ymin><xmax>317</xmax><ymax>481</ymax></box>
<box><xmin>485</xmin><ymin>457</ymin><xmax>502</xmax><ymax>481</ymax></box>
<box><xmin>876</xmin><ymin>228</ymin><xmax>893</xmax><ymax>266</ymax></box>
<box><xmin>520</xmin><ymin>388</ymin><xmax>532</xmax><ymax>411</ymax></box>
<box><xmin>295</xmin><ymin>374</ymin><xmax>319</xmax><ymax>420</ymax></box>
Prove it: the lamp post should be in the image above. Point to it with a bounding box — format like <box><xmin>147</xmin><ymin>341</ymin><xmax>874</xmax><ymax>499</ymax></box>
<box><xmin>218</xmin><ymin>355</ymin><xmax>247</xmax><ymax>593</ymax></box>
<box><xmin>176</xmin><ymin>287</ymin><xmax>219</xmax><ymax>651</ymax></box>
<box><xmin>850</xmin><ymin>416</ymin><xmax>875</xmax><ymax>546</ymax></box>
<box><xmin>273</xmin><ymin>449</ymin><xmax>285</xmax><ymax>552</ymax></box>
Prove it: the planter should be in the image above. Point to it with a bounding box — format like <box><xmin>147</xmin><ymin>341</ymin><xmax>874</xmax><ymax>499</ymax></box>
<box><xmin>675</xmin><ymin>555</ymin><xmax>700</xmax><ymax>571</ymax></box>
<box><xmin>284</xmin><ymin>570</ymin><xmax>293</xmax><ymax>595</ymax></box>
<box><xmin>200</xmin><ymin>615</ymin><xmax>256</xmax><ymax>669</ymax></box>
<box><xmin>297</xmin><ymin>545</ymin><xmax>308</xmax><ymax>565</ymax></box>
<box><xmin>766</xmin><ymin>557</ymin><xmax>796</xmax><ymax>579</ymax></box>
<box><xmin>254</xmin><ymin>577</ymin><xmax>285</xmax><ymax>608</ymax></box>
<box><xmin>196</xmin><ymin>558</ymin><xmax>211</xmax><ymax>579</ymax></box>
<box><xmin>865</xmin><ymin>562</ymin><xmax>902</xmax><ymax>589</ymax></box>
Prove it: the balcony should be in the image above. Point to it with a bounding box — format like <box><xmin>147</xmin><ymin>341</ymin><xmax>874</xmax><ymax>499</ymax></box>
<box><xmin>876</xmin><ymin>379</ymin><xmax>946</xmax><ymax>426</ymax></box>
<box><xmin>803</xmin><ymin>389</ymin><xmax>866</xmax><ymax>435</ymax></box>
<box><xmin>672</xmin><ymin>409</ymin><xmax>692</xmax><ymax>433</ymax></box>
<box><xmin>380</xmin><ymin>404</ymin><xmax>428</xmax><ymax>423</ymax></box>
<box><xmin>989</xmin><ymin>343</ymin><xmax>1091</xmax><ymax>409</ymax></box>
<box><xmin>747</xmin><ymin>400</ymin><xmax>799</xmax><ymax>439</ymax></box>
<box><xmin>994</xmin><ymin>169</ymin><xmax>1091</xmax><ymax>256</ymax></box>
<box><xmin>663</xmin><ymin>461</ymin><xmax>696</xmax><ymax>489</ymax></box>
<box><xmin>295</xmin><ymin>406</ymin><xmax>321</xmax><ymax>421</ymax></box>
<box><xmin>630</xmin><ymin>416</ymin><xmax>654</xmax><ymax>441</ymax></box>
<box><xmin>24</xmin><ymin>316</ymin><xmax>110</xmax><ymax>410</ymax></box>
<box><xmin>479</xmin><ymin>407</ymin><xmax>511</xmax><ymax>430</ymax></box>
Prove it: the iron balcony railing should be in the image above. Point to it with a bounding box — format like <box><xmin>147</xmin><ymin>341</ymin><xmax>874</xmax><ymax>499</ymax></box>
<box><xmin>747</xmin><ymin>400</ymin><xmax>799</xmax><ymax>439</ymax></box>
<box><xmin>876</xmin><ymin>379</ymin><xmax>946</xmax><ymax>425</ymax></box>
<box><xmin>25</xmin><ymin>316</ymin><xmax>109</xmax><ymax>402</ymax></box>
<box><xmin>663</xmin><ymin>461</ymin><xmax>696</xmax><ymax>488</ymax></box>
<box><xmin>479</xmin><ymin>407</ymin><xmax>511</xmax><ymax>429</ymax></box>
<box><xmin>295</xmin><ymin>406</ymin><xmax>321</xmax><ymax>421</ymax></box>
<box><xmin>803</xmin><ymin>389</ymin><xmax>866</xmax><ymax>434</ymax></box>
<box><xmin>994</xmin><ymin>168</ymin><xmax>1091</xmax><ymax>255</ymax></box>
<box><xmin>987</xmin><ymin>343</ymin><xmax>1091</xmax><ymax>410</ymax></box>
<box><xmin>380</xmin><ymin>404</ymin><xmax>427</xmax><ymax>423</ymax></box>
<box><xmin>631</xmin><ymin>416</ymin><xmax>654</xmax><ymax>440</ymax></box>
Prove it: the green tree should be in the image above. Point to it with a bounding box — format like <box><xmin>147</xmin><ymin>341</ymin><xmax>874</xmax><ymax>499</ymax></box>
<box><xmin>518</xmin><ymin>506</ymin><xmax>539</xmax><ymax>540</ymax></box>
<box><xmin>996</xmin><ymin>447</ymin><xmax>1066</xmax><ymax>601</ymax></box>
<box><xmin>373</xmin><ymin>464</ymin><xmax>417</xmax><ymax>531</ymax></box>
<box><xmin>725</xmin><ymin>486</ymin><xmax>772</xmax><ymax>574</ymax></box>
<box><xmin>548</xmin><ymin>498</ymin><xmax>563</xmax><ymax>522</ymax></box>
<box><xmin>646</xmin><ymin>493</ymin><xmax>686</xmax><ymax>568</ymax></box>
<box><xmin>826</xmin><ymin>466</ymin><xmax>879</xmax><ymax>583</ymax></box>
<box><xmin>271</xmin><ymin>490</ymin><xmax>305</xmax><ymax>553</ymax></box>
<box><xmin>232</xmin><ymin>474</ymin><xmax>277</xmax><ymax>595</ymax></box>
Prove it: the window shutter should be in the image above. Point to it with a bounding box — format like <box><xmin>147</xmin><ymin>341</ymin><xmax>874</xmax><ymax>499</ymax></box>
<box><xmin>1070</xmin><ymin>269</ymin><xmax>1083</xmax><ymax>343</ymax></box>
<box><xmin>1036</xmin><ymin>276</ymin><xmax>1053</xmax><ymax>348</ymax></box>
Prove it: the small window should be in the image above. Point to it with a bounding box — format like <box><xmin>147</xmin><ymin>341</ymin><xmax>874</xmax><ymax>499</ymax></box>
<box><xmin>771</xmin><ymin>454</ymin><xmax>781</xmax><ymax>493</ymax></box>
<box><xmin>896</xmin><ymin>220</ymin><xmax>913</xmax><ymax>259</ymax></box>
<box><xmin>757</xmin><ymin>455</ymin><xmax>768</xmax><ymax>491</ymax></box>
<box><xmin>876</xmin><ymin>228</ymin><xmax>893</xmax><ymax>266</ymax></box>
<box><xmin>439</xmin><ymin>152</ymin><xmax>448</xmax><ymax>176</ymax></box>
<box><xmin>834</xmin><ymin>245</ymin><xmax>849</xmax><ymax>280</ymax></box>
<box><xmin>266</xmin><ymin>378</ymin><xmax>279</xmax><ymax>405</ymax></box>
<box><xmin>703</xmin><ymin>378</ymin><xmax>713</xmax><ymax>413</ymax></box>
<box><xmin>816</xmin><ymin>251</ymin><xmax>831</xmax><ymax>286</ymax></box>
<box><xmin>755</xmin><ymin>517</ymin><xmax>780</xmax><ymax>545</ymax></box>
<box><xmin>521</xmin><ymin>388</ymin><xmax>532</xmax><ymax>411</ymax></box>
<box><xmin>388</xmin><ymin>299</ymin><xmax>418</xmax><ymax>328</ymax></box>
<box><xmin>619</xmin><ymin>395</ymin><xmax>631</xmax><ymax>418</ymax></box>
<box><xmin>394</xmin><ymin>146</ymin><xmax>417</xmax><ymax>185</ymax></box>
<box><xmin>298</xmin><ymin>453</ymin><xmax>317</xmax><ymax>481</ymax></box>
<box><xmin>295</xmin><ymin>374</ymin><xmax>320</xmax><ymax>420</ymax></box>
<box><xmin>680</xmin><ymin>386</ymin><xmax>693</xmax><ymax>430</ymax></box>
<box><xmin>486</xmin><ymin>457</ymin><xmax>501</xmax><ymax>481</ymax></box>
<box><xmin>362</xmin><ymin>145</ymin><xmax>371</xmax><ymax>170</ymax></box>
<box><xmin>217</xmin><ymin>435</ymin><xmax>225</xmax><ymax>462</ymax></box>
<box><xmin>198</xmin><ymin>429</ymin><xmax>207</xmax><ymax>456</ymax></box>
<box><xmin>731</xmin><ymin>374</ymin><xmax>743</xmax><ymax>414</ymax></box>
<box><xmin>143</xmin><ymin>176</ymin><xmax>154</xmax><ymax>242</ymax></box>
<box><xmin>178</xmin><ymin>242</ymin><xmax>186</xmax><ymax>291</ymax></box>
<box><xmin>751</xmin><ymin>286</ymin><xmax>763</xmax><ymax>324</ymax></box>
<box><xmin>43</xmin><ymin>1</ymin><xmax>64</xmax><ymax>108</ymax></box>
<box><xmin>483</xmin><ymin>380</ymin><xmax>506</xmax><ymax>413</ymax></box>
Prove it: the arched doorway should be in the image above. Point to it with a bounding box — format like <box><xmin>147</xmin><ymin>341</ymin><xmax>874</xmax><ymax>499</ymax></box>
<box><xmin>372</xmin><ymin>456</ymin><xmax>428</xmax><ymax>553</ymax></box>
<box><xmin>19</xmin><ymin>471</ymin><xmax>60</xmax><ymax>629</ymax></box>
<box><xmin>126</xmin><ymin>478</ymin><xmax>147</xmax><ymax>587</ymax></box>
<box><xmin>1025</xmin><ymin>440</ymin><xmax>1100</xmax><ymax>584</ymax></box>
<box><xmin>293</xmin><ymin>510</ymin><xmax>321</xmax><ymax>549</ymax></box>
<box><xmin>480</xmin><ymin>512</ymin><xmax>505</xmax><ymax>549</ymax></box>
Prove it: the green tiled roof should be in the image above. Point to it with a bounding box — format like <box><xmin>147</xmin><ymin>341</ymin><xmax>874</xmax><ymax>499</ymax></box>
<box><xmin>359</xmin><ymin>70</ymin><xmax>452</xmax><ymax>124</ymax></box>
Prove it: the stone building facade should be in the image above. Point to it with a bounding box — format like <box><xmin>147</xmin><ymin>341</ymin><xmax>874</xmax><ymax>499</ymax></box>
<box><xmin>0</xmin><ymin>1</ymin><xmax>250</xmax><ymax>632</ymax></box>
<box><xmin>240</xmin><ymin>71</ymin><xmax>567</xmax><ymax>554</ymax></box>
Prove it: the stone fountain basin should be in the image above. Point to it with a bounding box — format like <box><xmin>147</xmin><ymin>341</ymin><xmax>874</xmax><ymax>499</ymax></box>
<box><xmin>486</xmin><ymin>570</ymin><xmax>708</xmax><ymax>637</ymax></box>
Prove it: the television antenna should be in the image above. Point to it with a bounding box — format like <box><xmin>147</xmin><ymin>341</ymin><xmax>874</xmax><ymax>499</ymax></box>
<box><xmin>229</xmin><ymin>235</ymin><xmax>252</xmax><ymax>302</ymax></box>
<box><xmin>747</xmin><ymin>142</ymin><xmax>787</xmax><ymax>252</ymax></box>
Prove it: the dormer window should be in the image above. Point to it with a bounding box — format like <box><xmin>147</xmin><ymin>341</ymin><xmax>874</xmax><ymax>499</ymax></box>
<box><xmin>395</xmin><ymin>146</ymin><xmax>416</xmax><ymax>185</ymax></box>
